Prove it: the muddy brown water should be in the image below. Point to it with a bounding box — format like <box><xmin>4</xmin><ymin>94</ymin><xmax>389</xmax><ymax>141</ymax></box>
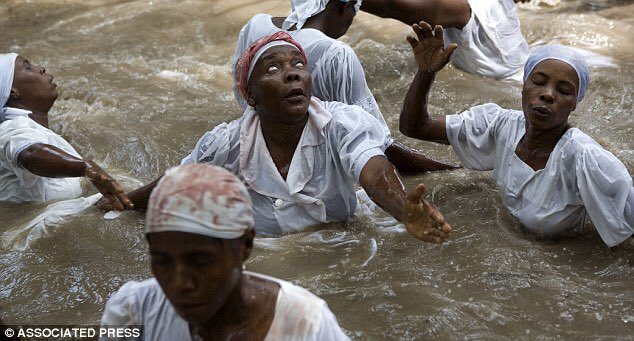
<box><xmin>0</xmin><ymin>0</ymin><xmax>632</xmax><ymax>339</ymax></box>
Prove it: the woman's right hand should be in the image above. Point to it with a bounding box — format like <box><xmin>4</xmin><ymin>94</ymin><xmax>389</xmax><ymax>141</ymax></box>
<box><xmin>407</xmin><ymin>21</ymin><xmax>457</xmax><ymax>74</ymax></box>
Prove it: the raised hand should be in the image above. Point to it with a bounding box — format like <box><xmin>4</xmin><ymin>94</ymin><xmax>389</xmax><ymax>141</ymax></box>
<box><xmin>402</xmin><ymin>184</ymin><xmax>452</xmax><ymax>243</ymax></box>
<box><xmin>406</xmin><ymin>21</ymin><xmax>457</xmax><ymax>73</ymax></box>
<box><xmin>84</xmin><ymin>160</ymin><xmax>133</xmax><ymax>211</ymax></box>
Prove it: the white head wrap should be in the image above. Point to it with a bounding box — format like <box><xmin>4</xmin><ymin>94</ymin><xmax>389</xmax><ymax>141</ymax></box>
<box><xmin>523</xmin><ymin>45</ymin><xmax>590</xmax><ymax>102</ymax></box>
<box><xmin>247</xmin><ymin>41</ymin><xmax>299</xmax><ymax>82</ymax></box>
<box><xmin>282</xmin><ymin>0</ymin><xmax>363</xmax><ymax>30</ymax></box>
<box><xmin>146</xmin><ymin>164</ymin><xmax>254</xmax><ymax>239</ymax></box>
<box><xmin>0</xmin><ymin>53</ymin><xmax>31</xmax><ymax>122</ymax></box>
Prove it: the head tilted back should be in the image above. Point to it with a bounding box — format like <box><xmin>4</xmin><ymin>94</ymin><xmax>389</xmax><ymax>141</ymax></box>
<box><xmin>234</xmin><ymin>31</ymin><xmax>307</xmax><ymax>104</ymax></box>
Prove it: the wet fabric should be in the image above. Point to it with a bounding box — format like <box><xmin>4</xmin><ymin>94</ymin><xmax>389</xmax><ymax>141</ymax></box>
<box><xmin>0</xmin><ymin>116</ymin><xmax>82</xmax><ymax>202</ymax></box>
<box><xmin>181</xmin><ymin>97</ymin><xmax>385</xmax><ymax>235</ymax></box>
<box><xmin>146</xmin><ymin>164</ymin><xmax>254</xmax><ymax>240</ymax></box>
<box><xmin>232</xmin><ymin>13</ymin><xmax>392</xmax><ymax>147</ymax></box>
<box><xmin>523</xmin><ymin>45</ymin><xmax>590</xmax><ymax>102</ymax></box>
<box><xmin>100</xmin><ymin>272</ymin><xmax>350</xmax><ymax>341</ymax></box>
<box><xmin>282</xmin><ymin>0</ymin><xmax>362</xmax><ymax>30</ymax></box>
<box><xmin>443</xmin><ymin>0</ymin><xmax>529</xmax><ymax>79</ymax></box>
<box><xmin>0</xmin><ymin>53</ymin><xmax>18</xmax><ymax>110</ymax></box>
<box><xmin>0</xmin><ymin>53</ymin><xmax>31</xmax><ymax>122</ymax></box>
<box><xmin>445</xmin><ymin>104</ymin><xmax>634</xmax><ymax>246</ymax></box>
<box><xmin>235</xmin><ymin>31</ymin><xmax>307</xmax><ymax>101</ymax></box>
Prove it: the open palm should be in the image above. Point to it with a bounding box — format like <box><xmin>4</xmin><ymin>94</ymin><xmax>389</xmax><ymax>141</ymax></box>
<box><xmin>407</xmin><ymin>21</ymin><xmax>457</xmax><ymax>73</ymax></box>
<box><xmin>402</xmin><ymin>184</ymin><xmax>452</xmax><ymax>244</ymax></box>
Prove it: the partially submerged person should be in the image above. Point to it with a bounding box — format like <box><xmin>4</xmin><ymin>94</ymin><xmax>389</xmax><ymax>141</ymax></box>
<box><xmin>111</xmin><ymin>33</ymin><xmax>451</xmax><ymax>243</ymax></box>
<box><xmin>399</xmin><ymin>22</ymin><xmax>633</xmax><ymax>246</ymax></box>
<box><xmin>232</xmin><ymin>0</ymin><xmax>457</xmax><ymax>173</ymax></box>
<box><xmin>101</xmin><ymin>164</ymin><xmax>350</xmax><ymax>340</ymax></box>
<box><xmin>0</xmin><ymin>53</ymin><xmax>132</xmax><ymax>210</ymax></box>
<box><xmin>361</xmin><ymin>0</ymin><xmax>530</xmax><ymax>79</ymax></box>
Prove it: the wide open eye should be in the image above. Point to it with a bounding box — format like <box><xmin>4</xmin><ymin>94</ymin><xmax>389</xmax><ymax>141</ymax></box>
<box><xmin>295</xmin><ymin>60</ymin><xmax>305</xmax><ymax>68</ymax></box>
<box><xmin>267</xmin><ymin>64</ymin><xmax>279</xmax><ymax>72</ymax></box>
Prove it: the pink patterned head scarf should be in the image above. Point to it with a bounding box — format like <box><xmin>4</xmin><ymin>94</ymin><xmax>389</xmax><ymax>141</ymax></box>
<box><xmin>146</xmin><ymin>164</ymin><xmax>254</xmax><ymax>239</ymax></box>
<box><xmin>235</xmin><ymin>31</ymin><xmax>307</xmax><ymax>103</ymax></box>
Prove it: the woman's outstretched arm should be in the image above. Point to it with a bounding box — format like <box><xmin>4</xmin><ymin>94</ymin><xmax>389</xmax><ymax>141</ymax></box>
<box><xmin>359</xmin><ymin>155</ymin><xmax>452</xmax><ymax>244</ymax></box>
<box><xmin>17</xmin><ymin>143</ymin><xmax>133</xmax><ymax>210</ymax></box>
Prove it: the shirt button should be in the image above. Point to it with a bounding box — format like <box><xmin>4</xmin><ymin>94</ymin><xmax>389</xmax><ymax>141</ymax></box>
<box><xmin>274</xmin><ymin>198</ymin><xmax>284</xmax><ymax>208</ymax></box>
<box><xmin>315</xmin><ymin>199</ymin><xmax>323</xmax><ymax>206</ymax></box>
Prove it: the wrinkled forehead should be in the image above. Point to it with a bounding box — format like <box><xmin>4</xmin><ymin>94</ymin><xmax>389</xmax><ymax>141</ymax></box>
<box><xmin>529</xmin><ymin>59</ymin><xmax>580</xmax><ymax>88</ymax></box>
<box><xmin>252</xmin><ymin>45</ymin><xmax>304</xmax><ymax>70</ymax></box>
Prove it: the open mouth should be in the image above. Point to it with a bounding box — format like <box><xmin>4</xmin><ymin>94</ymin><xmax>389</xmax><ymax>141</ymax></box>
<box><xmin>285</xmin><ymin>88</ymin><xmax>305</xmax><ymax>100</ymax></box>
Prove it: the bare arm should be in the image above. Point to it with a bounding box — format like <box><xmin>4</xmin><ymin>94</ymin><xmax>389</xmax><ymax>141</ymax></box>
<box><xmin>361</xmin><ymin>0</ymin><xmax>471</xmax><ymax>29</ymax></box>
<box><xmin>400</xmin><ymin>22</ymin><xmax>456</xmax><ymax>144</ymax></box>
<box><xmin>17</xmin><ymin>143</ymin><xmax>133</xmax><ymax>210</ymax></box>
<box><xmin>360</xmin><ymin>155</ymin><xmax>451</xmax><ymax>243</ymax></box>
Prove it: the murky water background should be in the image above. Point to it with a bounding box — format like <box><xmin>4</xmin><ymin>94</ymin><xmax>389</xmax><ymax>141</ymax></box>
<box><xmin>1</xmin><ymin>0</ymin><xmax>632</xmax><ymax>338</ymax></box>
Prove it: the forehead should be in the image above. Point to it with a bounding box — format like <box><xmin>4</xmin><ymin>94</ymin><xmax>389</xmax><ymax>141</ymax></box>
<box><xmin>148</xmin><ymin>231</ymin><xmax>227</xmax><ymax>253</ymax></box>
<box><xmin>256</xmin><ymin>45</ymin><xmax>303</xmax><ymax>65</ymax></box>
<box><xmin>530</xmin><ymin>59</ymin><xmax>579</xmax><ymax>87</ymax></box>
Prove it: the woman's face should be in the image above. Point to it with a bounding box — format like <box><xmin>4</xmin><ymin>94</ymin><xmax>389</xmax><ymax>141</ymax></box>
<box><xmin>9</xmin><ymin>56</ymin><xmax>58</xmax><ymax>112</ymax></box>
<box><xmin>521</xmin><ymin>59</ymin><xmax>579</xmax><ymax>131</ymax></box>
<box><xmin>248</xmin><ymin>45</ymin><xmax>311</xmax><ymax>123</ymax></box>
<box><xmin>148</xmin><ymin>231</ymin><xmax>247</xmax><ymax>324</ymax></box>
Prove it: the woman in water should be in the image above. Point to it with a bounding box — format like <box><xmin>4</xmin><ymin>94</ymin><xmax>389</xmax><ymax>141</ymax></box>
<box><xmin>399</xmin><ymin>22</ymin><xmax>633</xmax><ymax>247</ymax></box>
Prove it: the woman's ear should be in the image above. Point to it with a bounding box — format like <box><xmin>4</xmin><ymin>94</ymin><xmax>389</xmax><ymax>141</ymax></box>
<box><xmin>9</xmin><ymin>88</ymin><xmax>20</xmax><ymax>102</ymax></box>
<box><xmin>241</xmin><ymin>228</ymin><xmax>256</xmax><ymax>261</ymax></box>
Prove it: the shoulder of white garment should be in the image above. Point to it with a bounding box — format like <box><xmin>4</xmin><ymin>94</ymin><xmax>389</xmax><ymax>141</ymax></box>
<box><xmin>266</xmin><ymin>275</ymin><xmax>350</xmax><ymax>340</ymax></box>
<box><xmin>0</xmin><ymin>116</ymin><xmax>73</xmax><ymax>163</ymax></box>
<box><xmin>101</xmin><ymin>278</ymin><xmax>162</xmax><ymax>326</ymax></box>
<box><xmin>186</xmin><ymin>118</ymin><xmax>242</xmax><ymax>165</ymax></box>
<box><xmin>568</xmin><ymin>129</ymin><xmax>632</xmax><ymax>181</ymax></box>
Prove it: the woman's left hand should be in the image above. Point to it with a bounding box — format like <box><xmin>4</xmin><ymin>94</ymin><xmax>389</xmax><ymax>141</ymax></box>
<box><xmin>84</xmin><ymin>160</ymin><xmax>134</xmax><ymax>211</ymax></box>
<box><xmin>402</xmin><ymin>184</ymin><xmax>452</xmax><ymax>243</ymax></box>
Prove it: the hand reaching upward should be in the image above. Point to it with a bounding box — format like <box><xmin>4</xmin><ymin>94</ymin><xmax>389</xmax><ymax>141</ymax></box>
<box><xmin>406</xmin><ymin>21</ymin><xmax>457</xmax><ymax>73</ymax></box>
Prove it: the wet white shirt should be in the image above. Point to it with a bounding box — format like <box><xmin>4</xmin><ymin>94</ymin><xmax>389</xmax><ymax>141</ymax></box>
<box><xmin>232</xmin><ymin>13</ymin><xmax>392</xmax><ymax>147</ymax></box>
<box><xmin>0</xmin><ymin>116</ymin><xmax>82</xmax><ymax>202</ymax></box>
<box><xmin>101</xmin><ymin>272</ymin><xmax>350</xmax><ymax>341</ymax></box>
<box><xmin>444</xmin><ymin>0</ymin><xmax>529</xmax><ymax>79</ymax></box>
<box><xmin>181</xmin><ymin>98</ymin><xmax>385</xmax><ymax>235</ymax></box>
<box><xmin>446</xmin><ymin>104</ymin><xmax>634</xmax><ymax>246</ymax></box>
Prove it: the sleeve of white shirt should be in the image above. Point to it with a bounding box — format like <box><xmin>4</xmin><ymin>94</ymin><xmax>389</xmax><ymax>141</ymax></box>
<box><xmin>180</xmin><ymin>119</ymin><xmax>241</xmax><ymax>167</ymax></box>
<box><xmin>575</xmin><ymin>146</ymin><xmax>634</xmax><ymax>247</ymax></box>
<box><xmin>315</xmin><ymin>44</ymin><xmax>392</xmax><ymax>144</ymax></box>
<box><xmin>445</xmin><ymin>103</ymin><xmax>506</xmax><ymax>170</ymax></box>
<box><xmin>0</xmin><ymin>120</ymin><xmax>51</xmax><ymax>187</ymax></box>
<box><xmin>100</xmin><ymin>282</ymin><xmax>140</xmax><ymax>327</ymax></box>
<box><xmin>326</xmin><ymin>102</ymin><xmax>385</xmax><ymax>183</ymax></box>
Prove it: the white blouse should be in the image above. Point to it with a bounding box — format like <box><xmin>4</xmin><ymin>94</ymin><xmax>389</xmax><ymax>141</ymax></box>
<box><xmin>232</xmin><ymin>13</ymin><xmax>392</xmax><ymax>147</ymax></box>
<box><xmin>181</xmin><ymin>98</ymin><xmax>385</xmax><ymax>235</ymax></box>
<box><xmin>446</xmin><ymin>104</ymin><xmax>634</xmax><ymax>246</ymax></box>
<box><xmin>0</xmin><ymin>116</ymin><xmax>82</xmax><ymax>202</ymax></box>
<box><xmin>101</xmin><ymin>272</ymin><xmax>350</xmax><ymax>341</ymax></box>
<box><xmin>443</xmin><ymin>0</ymin><xmax>529</xmax><ymax>79</ymax></box>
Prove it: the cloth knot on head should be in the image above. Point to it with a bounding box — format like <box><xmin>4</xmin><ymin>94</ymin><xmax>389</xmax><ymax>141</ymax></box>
<box><xmin>523</xmin><ymin>45</ymin><xmax>590</xmax><ymax>102</ymax></box>
<box><xmin>235</xmin><ymin>31</ymin><xmax>307</xmax><ymax>103</ymax></box>
<box><xmin>282</xmin><ymin>0</ymin><xmax>363</xmax><ymax>30</ymax></box>
<box><xmin>0</xmin><ymin>53</ymin><xmax>19</xmax><ymax>122</ymax></box>
<box><xmin>146</xmin><ymin>164</ymin><xmax>254</xmax><ymax>239</ymax></box>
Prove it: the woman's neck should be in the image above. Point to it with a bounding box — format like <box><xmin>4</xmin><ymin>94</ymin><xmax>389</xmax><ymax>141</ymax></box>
<box><xmin>259</xmin><ymin>113</ymin><xmax>308</xmax><ymax>179</ymax></box>
<box><xmin>193</xmin><ymin>274</ymin><xmax>277</xmax><ymax>340</ymax></box>
<box><xmin>523</xmin><ymin>122</ymin><xmax>569</xmax><ymax>152</ymax></box>
<box><xmin>28</xmin><ymin>110</ymin><xmax>49</xmax><ymax>128</ymax></box>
